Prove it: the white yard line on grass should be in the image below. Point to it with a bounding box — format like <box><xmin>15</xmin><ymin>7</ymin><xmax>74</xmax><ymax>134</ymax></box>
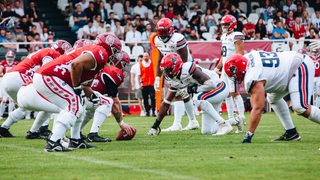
<box><xmin>1</xmin><ymin>144</ymin><xmax>197</xmax><ymax>180</ymax></box>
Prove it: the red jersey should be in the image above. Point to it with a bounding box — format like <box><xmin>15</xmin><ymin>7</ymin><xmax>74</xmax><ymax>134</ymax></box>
<box><xmin>36</xmin><ymin>45</ymin><xmax>109</xmax><ymax>87</ymax></box>
<box><xmin>243</xmin><ymin>23</ymin><xmax>255</xmax><ymax>37</ymax></box>
<box><xmin>9</xmin><ymin>48</ymin><xmax>61</xmax><ymax>76</ymax></box>
<box><xmin>311</xmin><ymin>55</ymin><xmax>320</xmax><ymax>77</ymax></box>
<box><xmin>292</xmin><ymin>25</ymin><xmax>306</xmax><ymax>39</ymax></box>
<box><xmin>92</xmin><ymin>65</ymin><xmax>124</xmax><ymax>95</ymax></box>
<box><xmin>0</xmin><ymin>60</ymin><xmax>19</xmax><ymax>74</ymax></box>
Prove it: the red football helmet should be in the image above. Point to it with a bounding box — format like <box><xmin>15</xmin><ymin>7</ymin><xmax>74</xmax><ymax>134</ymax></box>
<box><xmin>156</xmin><ymin>18</ymin><xmax>174</xmax><ymax>42</ymax></box>
<box><xmin>52</xmin><ymin>40</ymin><xmax>72</xmax><ymax>54</ymax></box>
<box><xmin>220</xmin><ymin>15</ymin><xmax>237</xmax><ymax>34</ymax></box>
<box><xmin>160</xmin><ymin>53</ymin><xmax>183</xmax><ymax>79</ymax></box>
<box><xmin>73</xmin><ymin>39</ymin><xmax>94</xmax><ymax>49</ymax></box>
<box><xmin>5</xmin><ymin>50</ymin><xmax>15</xmax><ymax>64</ymax></box>
<box><xmin>224</xmin><ymin>54</ymin><xmax>248</xmax><ymax>83</ymax></box>
<box><xmin>95</xmin><ymin>33</ymin><xmax>122</xmax><ymax>62</ymax></box>
<box><xmin>112</xmin><ymin>50</ymin><xmax>131</xmax><ymax>71</ymax></box>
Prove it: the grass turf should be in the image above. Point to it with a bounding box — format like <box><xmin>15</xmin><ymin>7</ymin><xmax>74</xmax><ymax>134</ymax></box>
<box><xmin>0</xmin><ymin>112</ymin><xmax>320</xmax><ymax>180</ymax></box>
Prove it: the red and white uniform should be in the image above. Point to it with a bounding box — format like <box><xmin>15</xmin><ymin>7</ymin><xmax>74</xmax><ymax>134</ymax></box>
<box><xmin>32</xmin><ymin>45</ymin><xmax>109</xmax><ymax>124</ymax></box>
<box><xmin>311</xmin><ymin>55</ymin><xmax>320</xmax><ymax>107</ymax></box>
<box><xmin>0</xmin><ymin>60</ymin><xmax>19</xmax><ymax>100</ymax></box>
<box><xmin>2</xmin><ymin>48</ymin><xmax>60</xmax><ymax>101</ymax></box>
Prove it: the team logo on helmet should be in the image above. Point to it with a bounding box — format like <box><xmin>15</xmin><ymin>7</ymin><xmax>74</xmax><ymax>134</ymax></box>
<box><xmin>106</xmin><ymin>36</ymin><xmax>115</xmax><ymax>46</ymax></box>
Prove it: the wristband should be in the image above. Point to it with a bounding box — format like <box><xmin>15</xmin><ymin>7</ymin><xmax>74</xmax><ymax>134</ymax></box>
<box><xmin>118</xmin><ymin>120</ymin><xmax>125</xmax><ymax>126</ymax></box>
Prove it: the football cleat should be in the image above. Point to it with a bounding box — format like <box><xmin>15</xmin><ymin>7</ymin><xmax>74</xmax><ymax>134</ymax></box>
<box><xmin>0</xmin><ymin>127</ymin><xmax>14</xmax><ymax>137</ymax></box>
<box><xmin>68</xmin><ymin>138</ymin><xmax>96</xmax><ymax>149</ymax></box>
<box><xmin>162</xmin><ymin>124</ymin><xmax>182</xmax><ymax>132</ymax></box>
<box><xmin>214</xmin><ymin>121</ymin><xmax>232</xmax><ymax>135</ymax></box>
<box><xmin>25</xmin><ymin>131</ymin><xmax>41</xmax><ymax>139</ymax></box>
<box><xmin>39</xmin><ymin>125</ymin><xmax>52</xmax><ymax>139</ymax></box>
<box><xmin>87</xmin><ymin>132</ymin><xmax>112</xmax><ymax>142</ymax></box>
<box><xmin>146</xmin><ymin>127</ymin><xmax>161</xmax><ymax>136</ymax></box>
<box><xmin>44</xmin><ymin>139</ymin><xmax>72</xmax><ymax>152</ymax></box>
<box><xmin>242</xmin><ymin>131</ymin><xmax>254</xmax><ymax>143</ymax></box>
<box><xmin>235</xmin><ymin>115</ymin><xmax>245</xmax><ymax>134</ymax></box>
<box><xmin>273</xmin><ymin>128</ymin><xmax>301</xmax><ymax>141</ymax></box>
<box><xmin>182</xmin><ymin>120</ymin><xmax>200</xmax><ymax>131</ymax></box>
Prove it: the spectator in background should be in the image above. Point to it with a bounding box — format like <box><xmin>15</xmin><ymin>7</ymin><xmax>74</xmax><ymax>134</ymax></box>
<box><xmin>138</xmin><ymin>52</ymin><xmax>156</xmax><ymax>117</ymax></box>
<box><xmin>71</xmin><ymin>4</ymin><xmax>87</xmax><ymax>33</ymax></box>
<box><xmin>304</xmin><ymin>27</ymin><xmax>319</xmax><ymax>47</ymax></box>
<box><xmin>130</xmin><ymin>55</ymin><xmax>146</xmax><ymax>117</ymax></box>
<box><xmin>294</xmin><ymin>4</ymin><xmax>303</xmax><ymax>17</ymax></box>
<box><xmin>25</xmin><ymin>1</ymin><xmax>39</xmax><ymax>22</ymax></box>
<box><xmin>29</xmin><ymin>33</ymin><xmax>44</xmax><ymax>52</ymax></box>
<box><xmin>2</xmin><ymin>31</ymin><xmax>17</xmax><ymax>51</ymax></box>
<box><xmin>189</xmin><ymin>29</ymin><xmax>200</xmax><ymax>41</ymax></box>
<box><xmin>243</xmin><ymin>18</ymin><xmax>256</xmax><ymax>40</ymax></box>
<box><xmin>105</xmin><ymin>12</ymin><xmax>117</xmax><ymax>30</ymax></box>
<box><xmin>275</xmin><ymin>10</ymin><xmax>286</xmax><ymax>24</ymax></box>
<box><xmin>136</xmin><ymin>17</ymin><xmax>146</xmax><ymax>33</ymax></box>
<box><xmin>105</xmin><ymin>24</ymin><xmax>114</xmax><ymax>34</ymax></box>
<box><xmin>165</xmin><ymin>5</ymin><xmax>174</xmax><ymax>19</ymax></box>
<box><xmin>162</xmin><ymin>0</ymin><xmax>170</xmax><ymax>14</ymax></box>
<box><xmin>235</xmin><ymin>14</ymin><xmax>245</xmax><ymax>33</ymax></box>
<box><xmin>123</xmin><ymin>17</ymin><xmax>133</xmax><ymax>35</ymax></box>
<box><xmin>2</xmin><ymin>3</ymin><xmax>21</xmax><ymax>19</ymax></box>
<box><xmin>271</xmin><ymin>20</ymin><xmax>289</xmax><ymax>39</ymax></box>
<box><xmin>14</xmin><ymin>25</ymin><xmax>25</xmax><ymax>43</ymax></box>
<box><xmin>292</xmin><ymin>16</ymin><xmax>306</xmax><ymax>39</ymax></box>
<box><xmin>0</xmin><ymin>29</ymin><xmax>6</xmax><ymax>42</ymax></box>
<box><xmin>133</xmin><ymin>0</ymin><xmax>149</xmax><ymax>20</ymax></box>
<box><xmin>40</xmin><ymin>26</ymin><xmax>49</xmax><ymax>42</ymax></box>
<box><xmin>62</xmin><ymin>0</ymin><xmax>75</xmax><ymax>21</ymax></box>
<box><xmin>255</xmin><ymin>18</ymin><xmax>267</xmax><ymax>39</ymax></box>
<box><xmin>82</xmin><ymin>19</ymin><xmax>97</xmax><ymax>40</ymax></box>
<box><xmin>153</xmin><ymin>4</ymin><xmax>164</xmax><ymax>18</ymax></box>
<box><xmin>150</xmin><ymin>15</ymin><xmax>159</xmax><ymax>32</ymax></box>
<box><xmin>189</xmin><ymin>14</ymin><xmax>200</xmax><ymax>34</ymax></box>
<box><xmin>188</xmin><ymin>4</ymin><xmax>199</xmax><ymax>21</ymax></box>
<box><xmin>267</xmin><ymin>16</ymin><xmax>278</xmax><ymax>38</ymax></box>
<box><xmin>125</xmin><ymin>24</ymin><xmax>142</xmax><ymax>49</ymax></box>
<box><xmin>311</xmin><ymin>10</ymin><xmax>320</xmax><ymax>32</ymax></box>
<box><xmin>96</xmin><ymin>20</ymin><xmax>106</xmax><ymax>34</ymax></box>
<box><xmin>228</xmin><ymin>4</ymin><xmax>239</xmax><ymax>20</ymax></box>
<box><xmin>93</xmin><ymin>14</ymin><xmax>102</xmax><ymax>28</ymax></box>
<box><xmin>173</xmin><ymin>0</ymin><xmax>187</xmax><ymax>19</ymax></box>
<box><xmin>259</xmin><ymin>0</ymin><xmax>276</xmax><ymax>22</ymax></box>
<box><xmin>285</xmin><ymin>10</ymin><xmax>295</xmax><ymax>37</ymax></box>
<box><xmin>283</xmin><ymin>0</ymin><xmax>297</xmax><ymax>15</ymax></box>
<box><xmin>132</xmin><ymin>14</ymin><xmax>141</xmax><ymax>27</ymax></box>
<box><xmin>97</xmin><ymin>1</ymin><xmax>108</xmax><ymax>22</ymax></box>
<box><xmin>77</xmin><ymin>0</ymin><xmax>89</xmax><ymax>11</ymax></box>
<box><xmin>84</xmin><ymin>1</ymin><xmax>98</xmax><ymax>21</ymax></box>
<box><xmin>207</xmin><ymin>0</ymin><xmax>219</xmax><ymax>14</ymax></box>
<box><xmin>141</xmin><ymin>23</ymin><xmax>152</xmax><ymax>52</ymax></box>
<box><xmin>172</xmin><ymin>12</ymin><xmax>185</xmax><ymax>33</ymax></box>
<box><xmin>301</xmin><ymin>10</ymin><xmax>311</xmax><ymax>33</ymax></box>
<box><xmin>219</xmin><ymin>0</ymin><xmax>231</xmax><ymax>15</ymax></box>
<box><xmin>121</xmin><ymin>13</ymin><xmax>131</xmax><ymax>26</ymax></box>
<box><xmin>124</xmin><ymin>0</ymin><xmax>134</xmax><ymax>16</ymax></box>
<box><xmin>19</xmin><ymin>15</ymin><xmax>33</xmax><ymax>34</ymax></box>
<box><xmin>183</xmin><ymin>24</ymin><xmax>192</xmax><ymax>40</ymax></box>
<box><xmin>44</xmin><ymin>31</ymin><xmax>55</xmax><ymax>48</ymax></box>
<box><xmin>13</xmin><ymin>0</ymin><xmax>24</xmax><ymax>17</ymax></box>
<box><xmin>113</xmin><ymin>20</ymin><xmax>124</xmax><ymax>40</ymax></box>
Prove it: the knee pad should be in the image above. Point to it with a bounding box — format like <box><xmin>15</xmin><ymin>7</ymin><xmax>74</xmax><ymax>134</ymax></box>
<box><xmin>95</xmin><ymin>104</ymin><xmax>111</xmax><ymax>117</ymax></box>
<box><xmin>56</xmin><ymin>110</ymin><xmax>78</xmax><ymax>129</ymax></box>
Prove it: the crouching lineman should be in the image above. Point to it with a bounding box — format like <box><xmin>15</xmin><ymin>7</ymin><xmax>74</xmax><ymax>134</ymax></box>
<box><xmin>147</xmin><ymin>53</ymin><xmax>236</xmax><ymax>136</ymax></box>
<box><xmin>0</xmin><ymin>40</ymin><xmax>72</xmax><ymax>138</ymax></box>
<box><xmin>224</xmin><ymin>50</ymin><xmax>320</xmax><ymax>143</ymax></box>
<box><xmin>81</xmin><ymin>51</ymin><xmax>132</xmax><ymax>142</ymax></box>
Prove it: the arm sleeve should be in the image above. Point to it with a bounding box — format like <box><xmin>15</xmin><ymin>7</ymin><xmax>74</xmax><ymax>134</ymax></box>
<box><xmin>102</xmin><ymin>74</ymin><xmax>119</xmax><ymax>98</ymax></box>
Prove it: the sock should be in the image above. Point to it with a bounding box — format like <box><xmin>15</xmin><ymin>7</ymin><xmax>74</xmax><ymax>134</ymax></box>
<box><xmin>235</xmin><ymin>95</ymin><xmax>245</xmax><ymax>117</ymax></box>
<box><xmin>1</xmin><ymin>108</ymin><xmax>25</xmax><ymax>128</ymax></box>
<box><xmin>42</xmin><ymin>117</ymin><xmax>50</xmax><ymax>126</ymax></box>
<box><xmin>201</xmin><ymin>112</ymin><xmax>218</xmax><ymax>134</ymax></box>
<box><xmin>8</xmin><ymin>100</ymin><xmax>14</xmax><ymax>113</ymax></box>
<box><xmin>70</xmin><ymin>118</ymin><xmax>83</xmax><ymax>139</ymax></box>
<box><xmin>30</xmin><ymin>112</ymin><xmax>51</xmax><ymax>132</ymax></box>
<box><xmin>173</xmin><ymin>101</ymin><xmax>184</xmax><ymax>125</ymax></box>
<box><xmin>225</xmin><ymin>97</ymin><xmax>234</xmax><ymax>119</ymax></box>
<box><xmin>271</xmin><ymin>99</ymin><xmax>295</xmax><ymax>130</ymax></box>
<box><xmin>0</xmin><ymin>100</ymin><xmax>6</xmax><ymax>117</ymax></box>
<box><xmin>184</xmin><ymin>100</ymin><xmax>197</xmax><ymax>122</ymax></box>
<box><xmin>90</xmin><ymin>111</ymin><xmax>106</xmax><ymax>133</ymax></box>
<box><xmin>81</xmin><ymin>109</ymin><xmax>94</xmax><ymax>129</ymax></box>
<box><xmin>308</xmin><ymin>105</ymin><xmax>320</xmax><ymax>124</ymax></box>
<box><xmin>50</xmin><ymin>121</ymin><xmax>68</xmax><ymax>142</ymax></box>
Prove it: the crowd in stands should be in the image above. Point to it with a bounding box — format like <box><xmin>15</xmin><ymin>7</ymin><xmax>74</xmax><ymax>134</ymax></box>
<box><xmin>0</xmin><ymin>0</ymin><xmax>56</xmax><ymax>53</ymax></box>
<box><xmin>59</xmin><ymin>0</ymin><xmax>320</xmax><ymax>50</ymax></box>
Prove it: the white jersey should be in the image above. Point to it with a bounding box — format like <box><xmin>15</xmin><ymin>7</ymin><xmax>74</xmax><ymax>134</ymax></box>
<box><xmin>221</xmin><ymin>31</ymin><xmax>245</xmax><ymax>64</ymax></box>
<box><xmin>244</xmin><ymin>51</ymin><xmax>303</xmax><ymax>93</ymax></box>
<box><xmin>154</xmin><ymin>32</ymin><xmax>193</xmax><ymax>62</ymax></box>
<box><xmin>168</xmin><ymin>62</ymin><xmax>221</xmax><ymax>89</ymax></box>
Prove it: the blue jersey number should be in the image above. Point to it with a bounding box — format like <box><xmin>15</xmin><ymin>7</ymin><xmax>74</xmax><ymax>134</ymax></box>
<box><xmin>222</xmin><ymin>46</ymin><xmax>227</xmax><ymax>57</ymax></box>
<box><xmin>259</xmin><ymin>52</ymin><xmax>280</xmax><ymax>68</ymax></box>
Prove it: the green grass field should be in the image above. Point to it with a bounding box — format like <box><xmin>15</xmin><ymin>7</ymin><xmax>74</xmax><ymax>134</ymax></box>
<box><xmin>0</xmin><ymin>112</ymin><xmax>320</xmax><ymax>180</ymax></box>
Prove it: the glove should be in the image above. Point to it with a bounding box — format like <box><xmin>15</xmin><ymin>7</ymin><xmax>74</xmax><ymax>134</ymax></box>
<box><xmin>187</xmin><ymin>84</ymin><xmax>198</xmax><ymax>94</ymax></box>
<box><xmin>73</xmin><ymin>85</ymin><xmax>85</xmax><ymax>105</ymax></box>
<box><xmin>154</xmin><ymin>76</ymin><xmax>160</xmax><ymax>91</ymax></box>
<box><xmin>89</xmin><ymin>92</ymin><xmax>101</xmax><ymax>106</ymax></box>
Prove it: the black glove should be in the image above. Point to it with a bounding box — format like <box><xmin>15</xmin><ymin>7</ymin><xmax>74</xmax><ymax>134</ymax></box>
<box><xmin>90</xmin><ymin>92</ymin><xmax>100</xmax><ymax>106</ymax></box>
<box><xmin>187</xmin><ymin>84</ymin><xmax>198</xmax><ymax>94</ymax></box>
<box><xmin>73</xmin><ymin>85</ymin><xmax>84</xmax><ymax>105</ymax></box>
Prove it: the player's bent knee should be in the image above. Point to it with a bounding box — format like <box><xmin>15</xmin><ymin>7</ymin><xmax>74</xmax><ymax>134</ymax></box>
<box><xmin>95</xmin><ymin>104</ymin><xmax>110</xmax><ymax>116</ymax></box>
<box><xmin>56</xmin><ymin>110</ymin><xmax>78</xmax><ymax>129</ymax></box>
<box><xmin>292</xmin><ymin>106</ymin><xmax>306</xmax><ymax>115</ymax></box>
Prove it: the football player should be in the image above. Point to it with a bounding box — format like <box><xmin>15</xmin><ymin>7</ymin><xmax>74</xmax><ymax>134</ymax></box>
<box><xmin>147</xmin><ymin>53</ymin><xmax>236</xmax><ymax>136</ymax></box>
<box><xmin>0</xmin><ymin>50</ymin><xmax>19</xmax><ymax>119</ymax></box>
<box><xmin>309</xmin><ymin>41</ymin><xmax>320</xmax><ymax>107</ymax></box>
<box><xmin>224</xmin><ymin>50</ymin><xmax>320</xmax><ymax>143</ymax></box>
<box><xmin>0</xmin><ymin>40</ymin><xmax>72</xmax><ymax>138</ymax></box>
<box><xmin>81</xmin><ymin>51</ymin><xmax>133</xmax><ymax>142</ymax></box>
<box><xmin>153</xmin><ymin>18</ymin><xmax>199</xmax><ymax>132</ymax></box>
<box><xmin>215</xmin><ymin>15</ymin><xmax>246</xmax><ymax>132</ymax></box>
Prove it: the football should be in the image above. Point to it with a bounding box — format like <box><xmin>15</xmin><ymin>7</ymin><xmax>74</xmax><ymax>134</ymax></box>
<box><xmin>116</xmin><ymin>127</ymin><xmax>136</xmax><ymax>141</ymax></box>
